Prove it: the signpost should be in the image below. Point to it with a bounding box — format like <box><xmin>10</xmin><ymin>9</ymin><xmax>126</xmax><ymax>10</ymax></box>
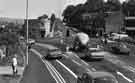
<box><xmin>26</xmin><ymin>0</ymin><xmax>29</xmax><ymax>65</ymax></box>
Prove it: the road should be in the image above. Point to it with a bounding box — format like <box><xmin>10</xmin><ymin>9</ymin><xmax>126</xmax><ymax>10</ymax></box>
<box><xmin>19</xmin><ymin>41</ymin><xmax>135</xmax><ymax>83</ymax></box>
<box><xmin>20</xmin><ymin>49</ymin><xmax>58</xmax><ymax>83</ymax></box>
<box><xmin>33</xmin><ymin>43</ymin><xmax>135</xmax><ymax>83</ymax></box>
<box><xmin>20</xmin><ymin>44</ymin><xmax>78</xmax><ymax>83</ymax></box>
<box><xmin>87</xmin><ymin>51</ymin><xmax>135</xmax><ymax>83</ymax></box>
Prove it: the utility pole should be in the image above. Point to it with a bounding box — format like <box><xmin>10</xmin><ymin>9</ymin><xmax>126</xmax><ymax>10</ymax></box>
<box><xmin>26</xmin><ymin>0</ymin><xmax>29</xmax><ymax>65</ymax></box>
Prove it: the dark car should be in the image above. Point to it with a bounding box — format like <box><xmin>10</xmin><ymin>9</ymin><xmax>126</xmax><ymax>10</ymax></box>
<box><xmin>105</xmin><ymin>40</ymin><xmax>130</xmax><ymax>54</ymax></box>
<box><xmin>43</xmin><ymin>49</ymin><xmax>63</xmax><ymax>60</ymax></box>
<box><xmin>77</xmin><ymin>71</ymin><xmax>118</xmax><ymax>83</ymax></box>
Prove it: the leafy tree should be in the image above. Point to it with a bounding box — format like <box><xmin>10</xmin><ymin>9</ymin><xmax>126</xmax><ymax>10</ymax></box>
<box><xmin>0</xmin><ymin>32</ymin><xmax>19</xmax><ymax>45</ymax></box>
<box><xmin>62</xmin><ymin>5</ymin><xmax>76</xmax><ymax>23</ymax></box>
<box><xmin>104</xmin><ymin>0</ymin><xmax>121</xmax><ymax>11</ymax></box>
<box><xmin>85</xmin><ymin>0</ymin><xmax>104</xmax><ymax>11</ymax></box>
<box><xmin>62</xmin><ymin>0</ymin><xmax>106</xmax><ymax>36</ymax></box>
<box><xmin>0</xmin><ymin>32</ymin><xmax>19</xmax><ymax>56</ymax></box>
<box><xmin>122</xmin><ymin>0</ymin><xmax>135</xmax><ymax>16</ymax></box>
<box><xmin>38</xmin><ymin>14</ymin><xmax>48</xmax><ymax>22</ymax></box>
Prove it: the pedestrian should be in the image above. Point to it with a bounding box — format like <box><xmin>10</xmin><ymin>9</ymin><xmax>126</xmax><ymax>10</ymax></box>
<box><xmin>66</xmin><ymin>28</ymin><xmax>70</xmax><ymax>37</ymax></box>
<box><xmin>12</xmin><ymin>54</ymin><xmax>18</xmax><ymax>74</ymax></box>
<box><xmin>0</xmin><ymin>46</ymin><xmax>6</xmax><ymax>60</ymax></box>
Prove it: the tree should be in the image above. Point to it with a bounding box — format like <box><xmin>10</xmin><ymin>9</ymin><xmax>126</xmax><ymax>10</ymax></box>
<box><xmin>62</xmin><ymin>5</ymin><xmax>76</xmax><ymax>23</ymax></box>
<box><xmin>122</xmin><ymin>0</ymin><xmax>135</xmax><ymax>16</ymax></box>
<box><xmin>0</xmin><ymin>32</ymin><xmax>19</xmax><ymax>56</ymax></box>
<box><xmin>38</xmin><ymin>14</ymin><xmax>48</xmax><ymax>20</ymax></box>
<box><xmin>0</xmin><ymin>32</ymin><xmax>19</xmax><ymax>45</ymax></box>
<box><xmin>104</xmin><ymin>0</ymin><xmax>121</xmax><ymax>11</ymax></box>
<box><xmin>85</xmin><ymin>0</ymin><xmax>104</xmax><ymax>11</ymax></box>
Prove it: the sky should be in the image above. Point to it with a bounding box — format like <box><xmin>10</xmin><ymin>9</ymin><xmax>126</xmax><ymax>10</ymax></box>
<box><xmin>0</xmin><ymin>0</ymin><xmax>125</xmax><ymax>19</ymax></box>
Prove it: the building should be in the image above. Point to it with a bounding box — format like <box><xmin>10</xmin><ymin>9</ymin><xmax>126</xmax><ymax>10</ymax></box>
<box><xmin>23</xmin><ymin>19</ymin><xmax>41</xmax><ymax>38</ymax></box>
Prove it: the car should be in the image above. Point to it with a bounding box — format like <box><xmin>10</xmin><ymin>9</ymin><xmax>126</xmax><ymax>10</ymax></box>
<box><xmin>105</xmin><ymin>40</ymin><xmax>130</xmax><ymax>54</ymax></box>
<box><xmin>77</xmin><ymin>71</ymin><xmax>118</xmax><ymax>83</ymax></box>
<box><xmin>118</xmin><ymin>37</ymin><xmax>135</xmax><ymax>45</ymax></box>
<box><xmin>109</xmin><ymin>33</ymin><xmax>128</xmax><ymax>40</ymax></box>
<box><xmin>111</xmin><ymin>43</ymin><xmax>130</xmax><ymax>54</ymax></box>
<box><xmin>28</xmin><ymin>39</ymin><xmax>35</xmax><ymax>45</ymax></box>
<box><xmin>43</xmin><ymin>49</ymin><xmax>63</xmax><ymax>60</ymax></box>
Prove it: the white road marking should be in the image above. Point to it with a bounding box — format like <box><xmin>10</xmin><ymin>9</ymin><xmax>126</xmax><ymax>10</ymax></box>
<box><xmin>36</xmin><ymin>43</ymin><xmax>135</xmax><ymax>83</ymax></box>
<box><xmin>116</xmin><ymin>71</ymin><xmax>133</xmax><ymax>83</ymax></box>
<box><xmin>56</xmin><ymin>60</ymin><xmax>78</xmax><ymax>78</ymax></box>
<box><xmin>68</xmin><ymin>52</ymin><xmax>97</xmax><ymax>71</ymax></box>
<box><xmin>46</xmin><ymin>61</ymin><xmax>66</xmax><ymax>83</ymax></box>
<box><xmin>31</xmin><ymin>49</ymin><xmax>61</xmax><ymax>83</ymax></box>
<box><xmin>37</xmin><ymin>43</ymin><xmax>97</xmax><ymax>72</ymax></box>
<box><xmin>72</xmin><ymin>60</ymin><xmax>81</xmax><ymax>66</ymax></box>
<box><xmin>128</xmin><ymin>66</ymin><xmax>135</xmax><ymax>73</ymax></box>
<box><xmin>63</xmin><ymin>52</ymin><xmax>89</xmax><ymax>66</ymax></box>
<box><xmin>98</xmin><ymin>51</ymin><xmax>135</xmax><ymax>74</ymax></box>
<box><xmin>45</xmin><ymin>61</ymin><xmax>59</xmax><ymax>83</ymax></box>
<box><xmin>81</xmin><ymin>60</ymin><xmax>89</xmax><ymax>66</ymax></box>
<box><xmin>106</xmin><ymin>57</ymin><xmax>135</xmax><ymax>73</ymax></box>
<box><xmin>31</xmin><ymin>49</ymin><xmax>66</xmax><ymax>83</ymax></box>
<box><xmin>86</xmin><ymin>68</ymin><xmax>96</xmax><ymax>72</ymax></box>
<box><xmin>123</xmin><ymin>66</ymin><xmax>135</xmax><ymax>73</ymax></box>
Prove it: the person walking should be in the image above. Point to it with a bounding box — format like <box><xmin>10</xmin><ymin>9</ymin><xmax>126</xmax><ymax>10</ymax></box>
<box><xmin>12</xmin><ymin>54</ymin><xmax>18</xmax><ymax>75</ymax></box>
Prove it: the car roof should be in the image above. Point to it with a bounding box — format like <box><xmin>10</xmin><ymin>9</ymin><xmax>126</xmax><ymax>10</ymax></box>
<box><xmin>86</xmin><ymin>71</ymin><xmax>115</xmax><ymax>79</ymax></box>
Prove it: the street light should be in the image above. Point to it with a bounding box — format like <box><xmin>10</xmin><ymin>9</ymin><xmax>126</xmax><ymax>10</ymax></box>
<box><xmin>26</xmin><ymin>0</ymin><xmax>29</xmax><ymax>65</ymax></box>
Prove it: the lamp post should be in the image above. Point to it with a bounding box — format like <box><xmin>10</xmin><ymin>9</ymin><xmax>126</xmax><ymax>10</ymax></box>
<box><xmin>26</xmin><ymin>0</ymin><xmax>29</xmax><ymax>65</ymax></box>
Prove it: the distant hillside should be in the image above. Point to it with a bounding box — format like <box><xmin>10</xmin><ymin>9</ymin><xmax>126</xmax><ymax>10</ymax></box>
<box><xmin>0</xmin><ymin>17</ymin><xmax>24</xmax><ymax>24</ymax></box>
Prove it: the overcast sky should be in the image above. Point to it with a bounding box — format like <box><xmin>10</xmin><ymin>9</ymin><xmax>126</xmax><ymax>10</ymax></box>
<box><xmin>0</xmin><ymin>0</ymin><xmax>125</xmax><ymax>19</ymax></box>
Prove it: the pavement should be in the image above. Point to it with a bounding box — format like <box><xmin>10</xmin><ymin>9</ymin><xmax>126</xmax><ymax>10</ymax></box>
<box><xmin>0</xmin><ymin>66</ymin><xmax>24</xmax><ymax>75</ymax></box>
<box><xmin>0</xmin><ymin>45</ymin><xmax>25</xmax><ymax>83</ymax></box>
<box><xmin>0</xmin><ymin>66</ymin><xmax>24</xmax><ymax>83</ymax></box>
